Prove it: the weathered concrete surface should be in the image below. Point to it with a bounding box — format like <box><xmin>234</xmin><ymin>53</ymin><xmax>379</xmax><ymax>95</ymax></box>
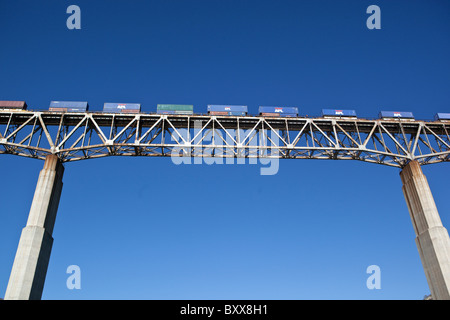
<box><xmin>4</xmin><ymin>155</ymin><xmax>64</xmax><ymax>300</ymax></box>
<box><xmin>401</xmin><ymin>161</ymin><xmax>450</xmax><ymax>300</ymax></box>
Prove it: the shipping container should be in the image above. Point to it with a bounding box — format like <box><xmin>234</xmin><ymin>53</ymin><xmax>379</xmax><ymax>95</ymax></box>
<box><xmin>156</xmin><ymin>111</ymin><xmax>194</xmax><ymax>115</ymax></box>
<box><xmin>379</xmin><ymin>111</ymin><xmax>414</xmax><ymax>119</ymax></box>
<box><xmin>322</xmin><ymin>109</ymin><xmax>357</xmax><ymax>118</ymax></box>
<box><xmin>259</xmin><ymin>106</ymin><xmax>298</xmax><ymax>117</ymax></box>
<box><xmin>261</xmin><ymin>113</ymin><xmax>297</xmax><ymax>117</ymax></box>
<box><xmin>0</xmin><ymin>101</ymin><xmax>27</xmax><ymax>110</ymax></box>
<box><xmin>157</xmin><ymin>104</ymin><xmax>193</xmax><ymax>111</ymax></box>
<box><xmin>49</xmin><ymin>101</ymin><xmax>89</xmax><ymax>112</ymax></box>
<box><xmin>157</xmin><ymin>104</ymin><xmax>194</xmax><ymax>115</ymax></box>
<box><xmin>209</xmin><ymin>111</ymin><xmax>229</xmax><ymax>116</ymax></box>
<box><xmin>156</xmin><ymin>110</ymin><xmax>176</xmax><ymax>114</ymax></box>
<box><xmin>103</xmin><ymin>103</ymin><xmax>141</xmax><ymax>114</ymax></box>
<box><xmin>207</xmin><ymin>105</ymin><xmax>248</xmax><ymax>116</ymax></box>
<box><xmin>209</xmin><ymin>111</ymin><xmax>247</xmax><ymax>116</ymax></box>
<box><xmin>434</xmin><ymin>113</ymin><xmax>450</xmax><ymax>121</ymax></box>
<box><xmin>173</xmin><ymin>111</ymin><xmax>194</xmax><ymax>115</ymax></box>
<box><xmin>261</xmin><ymin>113</ymin><xmax>278</xmax><ymax>117</ymax></box>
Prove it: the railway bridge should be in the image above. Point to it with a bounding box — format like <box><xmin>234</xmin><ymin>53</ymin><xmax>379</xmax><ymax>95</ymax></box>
<box><xmin>1</xmin><ymin>110</ymin><xmax>450</xmax><ymax>299</ymax></box>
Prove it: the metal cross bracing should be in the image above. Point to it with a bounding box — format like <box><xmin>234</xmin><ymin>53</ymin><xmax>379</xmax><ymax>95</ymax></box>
<box><xmin>1</xmin><ymin>110</ymin><xmax>450</xmax><ymax>168</ymax></box>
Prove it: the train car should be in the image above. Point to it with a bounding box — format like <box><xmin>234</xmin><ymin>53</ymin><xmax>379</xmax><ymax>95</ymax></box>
<box><xmin>259</xmin><ymin>106</ymin><xmax>298</xmax><ymax>117</ymax></box>
<box><xmin>379</xmin><ymin>111</ymin><xmax>415</xmax><ymax>120</ymax></box>
<box><xmin>103</xmin><ymin>103</ymin><xmax>141</xmax><ymax>114</ymax></box>
<box><xmin>0</xmin><ymin>101</ymin><xmax>27</xmax><ymax>110</ymax></box>
<box><xmin>207</xmin><ymin>105</ymin><xmax>248</xmax><ymax>116</ymax></box>
<box><xmin>49</xmin><ymin>101</ymin><xmax>89</xmax><ymax>112</ymax></box>
<box><xmin>434</xmin><ymin>113</ymin><xmax>450</xmax><ymax>121</ymax></box>
<box><xmin>157</xmin><ymin>104</ymin><xmax>194</xmax><ymax>115</ymax></box>
<box><xmin>322</xmin><ymin>109</ymin><xmax>357</xmax><ymax>119</ymax></box>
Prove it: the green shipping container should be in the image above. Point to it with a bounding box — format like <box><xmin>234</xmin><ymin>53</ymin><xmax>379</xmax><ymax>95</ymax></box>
<box><xmin>157</xmin><ymin>104</ymin><xmax>194</xmax><ymax>111</ymax></box>
<box><xmin>174</xmin><ymin>110</ymin><xmax>193</xmax><ymax>114</ymax></box>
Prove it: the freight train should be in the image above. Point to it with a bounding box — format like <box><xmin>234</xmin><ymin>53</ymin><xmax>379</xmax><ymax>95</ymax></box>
<box><xmin>0</xmin><ymin>100</ymin><xmax>448</xmax><ymax>122</ymax></box>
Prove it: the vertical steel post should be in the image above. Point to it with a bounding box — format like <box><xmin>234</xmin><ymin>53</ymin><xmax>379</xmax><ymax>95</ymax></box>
<box><xmin>400</xmin><ymin>160</ymin><xmax>450</xmax><ymax>300</ymax></box>
<box><xmin>4</xmin><ymin>154</ymin><xmax>64</xmax><ymax>300</ymax></box>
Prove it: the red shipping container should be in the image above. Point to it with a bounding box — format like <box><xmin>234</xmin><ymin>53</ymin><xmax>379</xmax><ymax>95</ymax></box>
<box><xmin>0</xmin><ymin>101</ymin><xmax>27</xmax><ymax>110</ymax></box>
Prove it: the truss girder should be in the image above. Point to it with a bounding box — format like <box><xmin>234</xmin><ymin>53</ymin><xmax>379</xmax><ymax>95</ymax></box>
<box><xmin>1</xmin><ymin>111</ymin><xmax>449</xmax><ymax>167</ymax></box>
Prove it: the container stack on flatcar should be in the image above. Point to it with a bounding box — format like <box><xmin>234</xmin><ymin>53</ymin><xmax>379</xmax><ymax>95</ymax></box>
<box><xmin>259</xmin><ymin>106</ymin><xmax>298</xmax><ymax>117</ymax></box>
<box><xmin>156</xmin><ymin>104</ymin><xmax>194</xmax><ymax>115</ymax></box>
<box><xmin>379</xmin><ymin>111</ymin><xmax>415</xmax><ymax>120</ymax></box>
<box><xmin>103</xmin><ymin>103</ymin><xmax>141</xmax><ymax>114</ymax></box>
<box><xmin>322</xmin><ymin>109</ymin><xmax>357</xmax><ymax>119</ymax></box>
<box><xmin>207</xmin><ymin>105</ymin><xmax>248</xmax><ymax>116</ymax></box>
<box><xmin>434</xmin><ymin>113</ymin><xmax>450</xmax><ymax>121</ymax></box>
<box><xmin>3</xmin><ymin>99</ymin><xmax>447</xmax><ymax>124</ymax></box>
<box><xmin>0</xmin><ymin>101</ymin><xmax>27</xmax><ymax>110</ymax></box>
<box><xmin>49</xmin><ymin>101</ymin><xmax>89</xmax><ymax>112</ymax></box>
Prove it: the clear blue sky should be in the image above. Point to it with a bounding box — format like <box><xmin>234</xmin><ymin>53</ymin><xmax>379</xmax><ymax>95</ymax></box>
<box><xmin>1</xmin><ymin>0</ymin><xmax>450</xmax><ymax>300</ymax></box>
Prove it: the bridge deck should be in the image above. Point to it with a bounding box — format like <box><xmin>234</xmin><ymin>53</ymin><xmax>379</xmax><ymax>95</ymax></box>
<box><xmin>1</xmin><ymin>111</ymin><xmax>449</xmax><ymax>167</ymax></box>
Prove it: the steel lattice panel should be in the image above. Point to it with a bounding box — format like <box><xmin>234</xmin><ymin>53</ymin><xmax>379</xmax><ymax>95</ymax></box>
<box><xmin>1</xmin><ymin>111</ymin><xmax>449</xmax><ymax>167</ymax></box>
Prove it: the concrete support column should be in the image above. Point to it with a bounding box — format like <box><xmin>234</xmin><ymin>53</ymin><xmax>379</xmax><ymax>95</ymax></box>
<box><xmin>4</xmin><ymin>155</ymin><xmax>64</xmax><ymax>300</ymax></box>
<box><xmin>400</xmin><ymin>160</ymin><xmax>450</xmax><ymax>300</ymax></box>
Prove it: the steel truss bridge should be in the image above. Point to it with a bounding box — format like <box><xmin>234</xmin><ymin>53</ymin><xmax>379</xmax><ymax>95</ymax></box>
<box><xmin>1</xmin><ymin>110</ymin><xmax>450</xmax><ymax>167</ymax></box>
<box><xmin>2</xmin><ymin>109</ymin><xmax>450</xmax><ymax>300</ymax></box>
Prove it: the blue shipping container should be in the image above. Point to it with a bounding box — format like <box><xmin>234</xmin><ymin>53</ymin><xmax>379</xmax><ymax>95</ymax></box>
<box><xmin>49</xmin><ymin>101</ymin><xmax>89</xmax><ymax>112</ymax></box>
<box><xmin>259</xmin><ymin>106</ymin><xmax>298</xmax><ymax>116</ymax></box>
<box><xmin>103</xmin><ymin>103</ymin><xmax>141</xmax><ymax>114</ymax></box>
<box><xmin>207</xmin><ymin>105</ymin><xmax>248</xmax><ymax>113</ymax></box>
<box><xmin>379</xmin><ymin>111</ymin><xmax>414</xmax><ymax>119</ymax></box>
<box><xmin>435</xmin><ymin>113</ymin><xmax>450</xmax><ymax>120</ymax></box>
<box><xmin>322</xmin><ymin>109</ymin><xmax>357</xmax><ymax>117</ymax></box>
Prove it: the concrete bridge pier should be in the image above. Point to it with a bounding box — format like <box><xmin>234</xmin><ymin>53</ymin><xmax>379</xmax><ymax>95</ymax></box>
<box><xmin>401</xmin><ymin>160</ymin><xmax>450</xmax><ymax>300</ymax></box>
<box><xmin>4</xmin><ymin>154</ymin><xmax>64</xmax><ymax>300</ymax></box>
